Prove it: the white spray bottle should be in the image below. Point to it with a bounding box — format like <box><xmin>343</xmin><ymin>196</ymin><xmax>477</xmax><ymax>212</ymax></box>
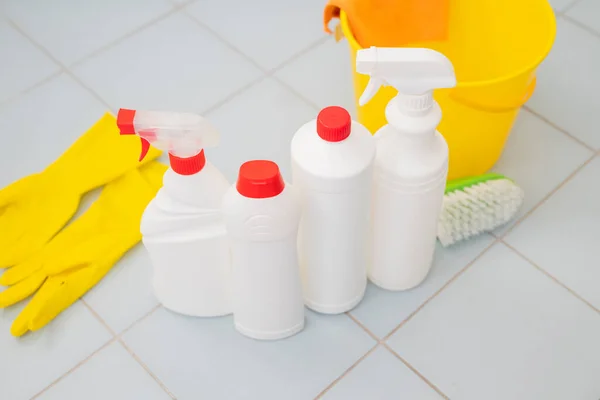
<box><xmin>356</xmin><ymin>47</ymin><xmax>456</xmax><ymax>291</ymax></box>
<box><xmin>117</xmin><ymin>109</ymin><xmax>232</xmax><ymax>317</ymax></box>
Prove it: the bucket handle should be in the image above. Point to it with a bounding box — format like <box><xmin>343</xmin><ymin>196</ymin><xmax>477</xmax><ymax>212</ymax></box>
<box><xmin>450</xmin><ymin>77</ymin><xmax>537</xmax><ymax>113</ymax></box>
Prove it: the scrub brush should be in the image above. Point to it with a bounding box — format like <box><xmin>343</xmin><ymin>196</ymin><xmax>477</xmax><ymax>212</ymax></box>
<box><xmin>438</xmin><ymin>173</ymin><xmax>524</xmax><ymax>246</ymax></box>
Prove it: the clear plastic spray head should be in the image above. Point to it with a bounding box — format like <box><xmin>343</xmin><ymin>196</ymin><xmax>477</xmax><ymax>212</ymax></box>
<box><xmin>117</xmin><ymin>109</ymin><xmax>219</xmax><ymax>161</ymax></box>
<box><xmin>356</xmin><ymin>47</ymin><xmax>456</xmax><ymax>114</ymax></box>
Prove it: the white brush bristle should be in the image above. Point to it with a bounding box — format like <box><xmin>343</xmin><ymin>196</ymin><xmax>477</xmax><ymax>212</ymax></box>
<box><xmin>438</xmin><ymin>179</ymin><xmax>524</xmax><ymax>247</ymax></box>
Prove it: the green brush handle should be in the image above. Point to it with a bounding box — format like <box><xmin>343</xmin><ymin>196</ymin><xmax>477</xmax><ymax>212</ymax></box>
<box><xmin>445</xmin><ymin>173</ymin><xmax>508</xmax><ymax>194</ymax></box>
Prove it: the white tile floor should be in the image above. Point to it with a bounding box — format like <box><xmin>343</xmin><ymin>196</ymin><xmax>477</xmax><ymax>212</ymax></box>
<box><xmin>0</xmin><ymin>0</ymin><xmax>599</xmax><ymax>399</ymax></box>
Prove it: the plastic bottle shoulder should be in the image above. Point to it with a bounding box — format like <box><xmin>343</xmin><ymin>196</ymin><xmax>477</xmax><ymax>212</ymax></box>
<box><xmin>140</xmin><ymin>160</ymin><xmax>229</xmax><ymax>239</ymax></box>
<box><xmin>222</xmin><ymin>184</ymin><xmax>301</xmax><ymax>242</ymax></box>
<box><xmin>291</xmin><ymin>120</ymin><xmax>375</xmax><ymax>179</ymax></box>
<box><xmin>160</xmin><ymin>160</ymin><xmax>230</xmax><ymax>210</ymax></box>
<box><xmin>374</xmin><ymin>124</ymin><xmax>448</xmax><ymax>187</ymax></box>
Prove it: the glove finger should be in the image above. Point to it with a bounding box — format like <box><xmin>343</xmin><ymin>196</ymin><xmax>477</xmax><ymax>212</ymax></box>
<box><xmin>0</xmin><ymin>174</ymin><xmax>36</xmax><ymax>208</ymax></box>
<box><xmin>0</xmin><ymin>256</ymin><xmax>44</xmax><ymax>286</ymax></box>
<box><xmin>42</xmin><ymin>233</ymin><xmax>117</xmax><ymax>277</ymax></box>
<box><xmin>10</xmin><ymin>275</ymin><xmax>62</xmax><ymax>337</ymax></box>
<box><xmin>0</xmin><ymin>193</ymin><xmax>80</xmax><ymax>268</ymax></box>
<box><xmin>29</xmin><ymin>264</ymin><xmax>112</xmax><ymax>333</ymax></box>
<box><xmin>0</xmin><ymin>271</ymin><xmax>47</xmax><ymax>308</ymax></box>
<box><xmin>0</xmin><ymin>225</ymin><xmax>47</xmax><ymax>269</ymax></box>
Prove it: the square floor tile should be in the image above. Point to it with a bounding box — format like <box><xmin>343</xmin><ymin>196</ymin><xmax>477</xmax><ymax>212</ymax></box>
<box><xmin>4</xmin><ymin>0</ymin><xmax>173</xmax><ymax>66</ymax></box>
<box><xmin>122</xmin><ymin>308</ymin><xmax>375</xmax><ymax>400</ymax></box>
<box><xmin>527</xmin><ymin>18</ymin><xmax>600</xmax><ymax>149</ymax></box>
<box><xmin>0</xmin><ymin>299</ymin><xmax>112</xmax><ymax>400</ymax></box>
<box><xmin>492</xmin><ymin>110</ymin><xmax>592</xmax><ymax>236</ymax></box>
<box><xmin>72</xmin><ymin>11</ymin><xmax>262</xmax><ymax>113</ymax></box>
<box><xmin>186</xmin><ymin>0</ymin><xmax>326</xmax><ymax>70</ymax></box>
<box><xmin>37</xmin><ymin>341</ymin><xmax>170</xmax><ymax>400</ymax></box>
<box><xmin>0</xmin><ymin>20</ymin><xmax>59</xmax><ymax>104</ymax></box>
<box><xmin>505</xmin><ymin>156</ymin><xmax>600</xmax><ymax>310</ymax></box>
<box><xmin>322</xmin><ymin>346</ymin><xmax>443</xmax><ymax>400</ymax></box>
<box><xmin>350</xmin><ymin>234</ymin><xmax>494</xmax><ymax>338</ymax></box>
<box><xmin>566</xmin><ymin>0</ymin><xmax>600</xmax><ymax>35</ymax></box>
<box><xmin>388</xmin><ymin>243</ymin><xmax>600</xmax><ymax>400</ymax></box>
<box><xmin>205</xmin><ymin>78</ymin><xmax>317</xmax><ymax>183</ymax></box>
<box><xmin>275</xmin><ymin>38</ymin><xmax>357</xmax><ymax>118</ymax></box>
<box><xmin>84</xmin><ymin>244</ymin><xmax>159</xmax><ymax>334</ymax></box>
<box><xmin>0</xmin><ymin>74</ymin><xmax>107</xmax><ymax>188</ymax></box>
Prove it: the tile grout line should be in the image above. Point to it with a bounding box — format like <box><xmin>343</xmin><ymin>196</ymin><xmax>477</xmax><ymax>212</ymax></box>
<box><xmin>30</xmin><ymin>336</ymin><xmax>118</xmax><ymax>399</ymax></box>
<box><xmin>119</xmin><ymin>338</ymin><xmax>178</xmax><ymax>399</ymax></box>
<box><xmin>501</xmin><ymin>239</ymin><xmax>600</xmax><ymax>316</ymax></box>
<box><xmin>311</xmin><ymin>313</ymin><xmax>380</xmax><ymax>398</ymax></box>
<box><xmin>83</xmin><ymin>301</ymin><xmax>176</xmax><ymax>398</ymax></box>
<box><xmin>272</xmin><ymin>75</ymin><xmax>321</xmax><ymax>111</ymax></box>
<box><xmin>119</xmin><ymin>303</ymin><xmax>163</xmax><ymax>337</ymax></box>
<box><xmin>202</xmin><ymin>75</ymin><xmax>269</xmax><ymax>115</ymax></box>
<box><xmin>313</xmin><ymin>343</ymin><xmax>380</xmax><ymax>400</ymax></box>
<box><xmin>351</xmin><ymin>315</ymin><xmax>450</xmax><ymax>398</ymax></box>
<box><xmin>6</xmin><ymin>3</ymin><xmax>329</xmax><ymax>120</ymax></box>
<box><xmin>347</xmin><ymin>292</ymin><xmax>449</xmax><ymax>399</ymax></box>
<box><xmin>29</xmin><ymin>301</ymin><xmax>167</xmax><ymax>400</ymax></box>
<box><xmin>0</xmin><ymin>71</ymin><xmax>63</xmax><ymax>111</ymax></box>
<box><xmin>67</xmin><ymin>6</ymin><xmax>182</xmax><ymax>70</ymax></box>
<box><xmin>182</xmin><ymin>8</ymin><xmax>329</xmax><ymax>112</ymax></box>
<box><xmin>522</xmin><ymin>106</ymin><xmax>596</xmax><ymax>152</ymax></box>
<box><xmin>561</xmin><ymin>14</ymin><xmax>600</xmax><ymax>39</ymax></box>
<box><xmin>383</xmin><ymin>238</ymin><xmax>499</xmax><ymax>341</ymax></box>
<box><xmin>559</xmin><ymin>0</ymin><xmax>584</xmax><ymax>15</ymax></box>
<box><xmin>497</xmin><ymin>153</ymin><xmax>596</xmax><ymax>239</ymax></box>
<box><xmin>327</xmin><ymin>313</ymin><xmax>450</xmax><ymax>399</ymax></box>
<box><xmin>6</xmin><ymin>18</ymin><xmax>115</xmax><ymax>112</ymax></box>
<box><xmin>346</xmin><ymin>312</ymin><xmax>380</xmax><ymax>342</ymax></box>
<box><xmin>182</xmin><ymin>7</ymin><xmax>330</xmax><ymax>77</ymax></box>
<box><xmin>382</xmin><ymin>343</ymin><xmax>450</xmax><ymax>400</ymax></box>
<box><xmin>81</xmin><ymin>299</ymin><xmax>118</xmax><ymax>336</ymax></box>
<box><xmin>28</xmin><ymin>300</ymin><xmax>118</xmax><ymax>399</ymax></box>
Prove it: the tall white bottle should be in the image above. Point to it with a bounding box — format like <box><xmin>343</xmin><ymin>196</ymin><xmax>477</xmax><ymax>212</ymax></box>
<box><xmin>117</xmin><ymin>109</ymin><xmax>232</xmax><ymax>317</ymax></box>
<box><xmin>356</xmin><ymin>47</ymin><xmax>457</xmax><ymax>291</ymax></box>
<box><xmin>291</xmin><ymin>106</ymin><xmax>375</xmax><ymax>314</ymax></box>
<box><xmin>222</xmin><ymin>160</ymin><xmax>304</xmax><ymax>340</ymax></box>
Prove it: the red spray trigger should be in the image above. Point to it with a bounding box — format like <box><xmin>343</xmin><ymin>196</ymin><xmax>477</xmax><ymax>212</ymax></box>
<box><xmin>117</xmin><ymin>108</ymin><xmax>151</xmax><ymax>162</ymax></box>
<box><xmin>139</xmin><ymin>137</ymin><xmax>150</xmax><ymax>161</ymax></box>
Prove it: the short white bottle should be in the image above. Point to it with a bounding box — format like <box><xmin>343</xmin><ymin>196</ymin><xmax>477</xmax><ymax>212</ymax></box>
<box><xmin>291</xmin><ymin>106</ymin><xmax>375</xmax><ymax>314</ymax></box>
<box><xmin>356</xmin><ymin>47</ymin><xmax>457</xmax><ymax>290</ymax></box>
<box><xmin>118</xmin><ymin>109</ymin><xmax>232</xmax><ymax>317</ymax></box>
<box><xmin>222</xmin><ymin>160</ymin><xmax>304</xmax><ymax>340</ymax></box>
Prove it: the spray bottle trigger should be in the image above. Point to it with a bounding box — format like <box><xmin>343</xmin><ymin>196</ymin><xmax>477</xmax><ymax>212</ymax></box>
<box><xmin>359</xmin><ymin>77</ymin><xmax>385</xmax><ymax>106</ymax></box>
<box><xmin>139</xmin><ymin>137</ymin><xmax>150</xmax><ymax>162</ymax></box>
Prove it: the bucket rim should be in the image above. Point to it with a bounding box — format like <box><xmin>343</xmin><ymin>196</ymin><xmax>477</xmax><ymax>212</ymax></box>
<box><xmin>340</xmin><ymin>2</ymin><xmax>557</xmax><ymax>89</ymax></box>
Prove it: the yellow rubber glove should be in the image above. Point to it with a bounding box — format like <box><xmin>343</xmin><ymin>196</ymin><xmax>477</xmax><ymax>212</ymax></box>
<box><xmin>0</xmin><ymin>161</ymin><xmax>167</xmax><ymax>337</ymax></box>
<box><xmin>0</xmin><ymin>112</ymin><xmax>161</xmax><ymax>268</ymax></box>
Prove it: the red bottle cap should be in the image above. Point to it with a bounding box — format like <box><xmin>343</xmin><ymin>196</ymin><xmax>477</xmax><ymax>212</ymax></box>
<box><xmin>236</xmin><ymin>160</ymin><xmax>285</xmax><ymax>198</ymax></box>
<box><xmin>169</xmin><ymin>150</ymin><xmax>206</xmax><ymax>175</ymax></box>
<box><xmin>316</xmin><ymin>106</ymin><xmax>351</xmax><ymax>142</ymax></box>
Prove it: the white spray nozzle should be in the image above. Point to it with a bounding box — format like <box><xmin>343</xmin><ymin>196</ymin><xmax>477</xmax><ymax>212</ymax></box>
<box><xmin>356</xmin><ymin>47</ymin><xmax>456</xmax><ymax>107</ymax></box>
<box><xmin>117</xmin><ymin>109</ymin><xmax>219</xmax><ymax>161</ymax></box>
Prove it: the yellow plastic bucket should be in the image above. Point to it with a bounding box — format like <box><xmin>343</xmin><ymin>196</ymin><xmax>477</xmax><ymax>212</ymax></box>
<box><xmin>340</xmin><ymin>0</ymin><xmax>556</xmax><ymax>180</ymax></box>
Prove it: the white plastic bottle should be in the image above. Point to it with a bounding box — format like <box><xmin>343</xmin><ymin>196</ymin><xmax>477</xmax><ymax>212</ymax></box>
<box><xmin>117</xmin><ymin>109</ymin><xmax>232</xmax><ymax>317</ymax></box>
<box><xmin>291</xmin><ymin>106</ymin><xmax>375</xmax><ymax>314</ymax></box>
<box><xmin>222</xmin><ymin>160</ymin><xmax>304</xmax><ymax>340</ymax></box>
<box><xmin>356</xmin><ymin>47</ymin><xmax>457</xmax><ymax>291</ymax></box>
